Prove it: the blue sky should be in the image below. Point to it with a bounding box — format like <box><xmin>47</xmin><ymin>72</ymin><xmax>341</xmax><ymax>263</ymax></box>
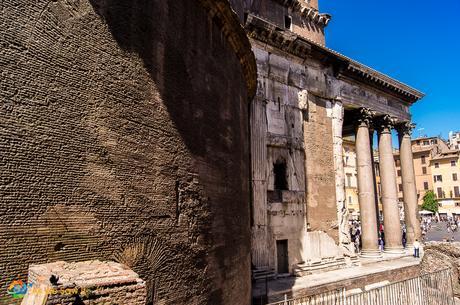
<box><xmin>321</xmin><ymin>0</ymin><xmax>460</xmax><ymax>140</ymax></box>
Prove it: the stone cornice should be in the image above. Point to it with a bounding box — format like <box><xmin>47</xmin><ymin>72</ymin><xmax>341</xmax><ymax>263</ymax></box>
<box><xmin>198</xmin><ymin>0</ymin><xmax>257</xmax><ymax>100</ymax></box>
<box><xmin>246</xmin><ymin>14</ymin><xmax>313</xmax><ymax>59</ymax></box>
<box><xmin>245</xmin><ymin>14</ymin><xmax>425</xmax><ymax>104</ymax></box>
<box><xmin>273</xmin><ymin>0</ymin><xmax>331</xmax><ymax>27</ymax></box>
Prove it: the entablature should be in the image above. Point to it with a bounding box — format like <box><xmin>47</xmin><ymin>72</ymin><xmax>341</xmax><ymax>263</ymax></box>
<box><xmin>245</xmin><ymin>13</ymin><xmax>424</xmax><ymax>107</ymax></box>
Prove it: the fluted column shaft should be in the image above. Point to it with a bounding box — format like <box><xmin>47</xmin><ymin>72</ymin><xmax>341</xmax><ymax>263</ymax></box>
<box><xmin>355</xmin><ymin>109</ymin><xmax>380</xmax><ymax>257</ymax></box>
<box><xmin>397</xmin><ymin>122</ymin><xmax>422</xmax><ymax>247</ymax></box>
<box><xmin>377</xmin><ymin>116</ymin><xmax>404</xmax><ymax>254</ymax></box>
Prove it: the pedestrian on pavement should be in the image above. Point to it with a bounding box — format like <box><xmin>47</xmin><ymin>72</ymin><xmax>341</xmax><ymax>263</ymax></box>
<box><xmin>378</xmin><ymin>237</ymin><xmax>384</xmax><ymax>252</ymax></box>
<box><xmin>413</xmin><ymin>239</ymin><xmax>420</xmax><ymax>258</ymax></box>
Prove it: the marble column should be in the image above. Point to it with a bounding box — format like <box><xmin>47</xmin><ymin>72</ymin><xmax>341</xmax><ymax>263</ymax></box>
<box><xmin>376</xmin><ymin>115</ymin><xmax>405</xmax><ymax>254</ymax></box>
<box><xmin>396</xmin><ymin>122</ymin><xmax>422</xmax><ymax>248</ymax></box>
<box><xmin>355</xmin><ymin>108</ymin><xmax>381</xmax><ymax>257</ymax></box>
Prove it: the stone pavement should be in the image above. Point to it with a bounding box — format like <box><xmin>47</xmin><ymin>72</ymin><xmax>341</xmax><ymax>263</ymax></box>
<box><xmin>426</xmin><ymin>221</ymin><xmax>460</xmax><ymax>242</ymax></box>
<box><xmin>253</xmin><ymin>253</ymin><xmax>421</xmax><ymax>302</ymax></box>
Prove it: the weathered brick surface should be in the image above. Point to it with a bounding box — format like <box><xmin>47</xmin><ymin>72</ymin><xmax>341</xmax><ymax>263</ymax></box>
<box><xmin>304</xmin><ymin>96</ymin><xmax>339</xmax><ymax>242</ymax></box>
<box><xmin>0</xmin><ymin>1</ymin><xmax>253</xmax><ymax>304</ymax></box>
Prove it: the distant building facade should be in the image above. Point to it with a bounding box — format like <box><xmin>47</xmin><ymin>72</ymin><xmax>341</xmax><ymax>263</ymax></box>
<box><xmin>395</xmin><ymin>137</ymin><xmax>460</xmax><ymax>217</ymax></box>
<box><xmin>449</xmin><ymin>131</ymin><xmax>460</xmax><ymax>150</ymax></box>
<box><xmin>344</xmin><ymin>139</ymin><xmax>360</xmax><ymax>217</ymax></box>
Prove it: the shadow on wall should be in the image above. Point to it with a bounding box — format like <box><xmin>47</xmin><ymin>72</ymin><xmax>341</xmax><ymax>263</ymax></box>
<box><xmin>86</xmin><ymin>0</ymin><xmax>252</xmax><ymax>304</ymax></box>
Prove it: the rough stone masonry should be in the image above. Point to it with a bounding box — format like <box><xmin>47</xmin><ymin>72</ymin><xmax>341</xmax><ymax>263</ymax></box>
<box><xmin>0</xmin><ymin>0</ymin><xmax>256</xmax><ymax>304</ymax></box>
<box><xmin>21</xmin><ymin>261</ymin><xmax>146</xmax><ymax>305</ymax></box>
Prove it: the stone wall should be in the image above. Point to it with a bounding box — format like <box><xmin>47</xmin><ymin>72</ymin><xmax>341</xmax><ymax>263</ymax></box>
<box><xmin>230</xmin><ymin>0</ymin><xmax>326</xmax><ymax>44</ymax></box>
<box><xmin>303</xmin><ymin>95</ymin><xmax>339</xmax><ymax>241</ymax></box>
<box><xmin>249</xmin><ymin>39</ymin><xmax>347</xmax><ymax>273</ymax></box>
<box><xmin>250</xmin><ymin>46</ymin><xmax>307</xmax><ymax>271</ymax></box>
<box><xmin>0</xmin><ymin>0</ymin><xmax>255</xmax><ymax>304</ymax></box>
<box><xmin>421</xmin><ymin>242</ymin><xmax>460</xmax><ymax>295</ymax></box>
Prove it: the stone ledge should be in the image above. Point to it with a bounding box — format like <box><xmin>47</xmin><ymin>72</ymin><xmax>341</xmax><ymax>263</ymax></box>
<box><xmin>22</xmin><ymin>260</ymin><xmax>146</xmax><ymax>305</ymax></box>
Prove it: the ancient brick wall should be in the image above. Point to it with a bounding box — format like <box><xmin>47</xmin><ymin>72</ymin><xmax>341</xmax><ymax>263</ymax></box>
<box><xmin>0</xmin><ymin>1</ymin><xmax>254</xmax><ymax>304</ymax></box>
<box><xmin>303</xmin><ymin>95</ymin><xmax>339</xmax><ymax>242</ymax></box>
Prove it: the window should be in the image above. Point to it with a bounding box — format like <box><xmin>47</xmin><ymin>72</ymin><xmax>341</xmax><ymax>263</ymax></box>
<box><xmin>421</xmin><ymin>156</ymin><xmax>426</xmax><ymax>164</ymax></box>
<box><xmin>455</xmin><ymin>186</ymin><xmax>460</xmax><ymax>198</ymax></box>
<box><xmin>437</xmin><ymin>187</ymin><xmax>443</xmax><ymax>198</ymax></box>
<box><xmin>395</xmin><ymin>159</ymin><xmax>400</xmax><ymax>167</ymax></box>
<box><xmin>284</xmin><ymin>15</ymin><xmax>292</xmax><ymax>30</ymax></box>
<box><xmin>423</xmin><ymin>140</ymin><xmax>430</xmax><ymax>145</ymax></box>
<box><xmin>454</xmin><ymin>173</ymin><xmax>458</xmax><ymax>181</ymax></box>
<box><xmin>432</xmin><ymin>140</ymin><xmax>437</xmax><ymax>144</ymax></box>
<box><xmin>434</xmin><ymin>175</ymin><xmax>443</xmax><ymax>182</ymax></box>
<box><xmin>398</xmin><ymin>184</ymin><xmax>403</xmax><ymax>192</ymax></box>
<box><xmin>422</xmin><ymin>167</ymin><xmax>427</xmax><ymax>175</ymax></box>
<box><xmin>424</xmin><ymin>182</ymin><xmax>429</xmax><ymax>190</ymax></box>
<box><xmin>274</xmin><ymin>158</ymin><xmax>288</xmax><ymax>190</ymax></box>
<box><xmin>348</xmin><ymin>196</ymin><xmax>352</xmax><ymax>204</ymax></box>
<box><xmin>397</xmin><ymin>170</ymin><xmax>401</xmax><ymax>176</ymax></box>
<box><xmin>452</xmin><ymin>160</ymin><xmax>457</xmax><ymax>167</ymax></box>
<box><xmin>435</xmin><ymin>162</ymin><xmax>440</xmax><ymax>168</ymax></box>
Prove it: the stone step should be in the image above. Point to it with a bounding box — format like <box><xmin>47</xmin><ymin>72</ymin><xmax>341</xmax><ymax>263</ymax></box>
<box><xmin>252</xmin><ymin>267</ymin><xmax>276</xmax><ymax>281</ymax></box>
<box><xmin>294</xmin><ymin>259</ymin><xmax>347</xmax><ymax>276</ymax></box>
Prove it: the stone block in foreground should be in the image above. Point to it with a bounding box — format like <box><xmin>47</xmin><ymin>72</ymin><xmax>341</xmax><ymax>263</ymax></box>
<box><xmin>21</xmin><ymin>260</ymin><xmax>146</xmax><ymax>305</ymax></box>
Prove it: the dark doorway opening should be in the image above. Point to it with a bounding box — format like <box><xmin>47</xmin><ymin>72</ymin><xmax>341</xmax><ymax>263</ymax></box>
<box><xmin>276</xmin><ymin>239</ymin><xmax>289</xmax><ymax>274</ymax></box>
<box><xmin>274</xmin><ymin>159</ymin><xmax>288</xmax><ymax>191</ymax></box>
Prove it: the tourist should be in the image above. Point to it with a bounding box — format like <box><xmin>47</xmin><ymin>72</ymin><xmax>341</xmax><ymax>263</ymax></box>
<box><xmin>413</xmin><ymin>239</ymin><xmax>420</xmax><ymax>258</ymax></box>
<box><xmin>378</xmin><ymin>237</ymin><xmax>384</xmax><ymax>252</ymax></box>
<box><xmin>354</xmin><ymin>235</ymin><xmax>361</xmax><ymax>253</ymax></box>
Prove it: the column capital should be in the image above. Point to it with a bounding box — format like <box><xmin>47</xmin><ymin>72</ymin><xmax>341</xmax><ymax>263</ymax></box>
<box><xmin>354</xmin><ymin>107</ymin><xmax>376</xmax><ymax>128</ymax></box>
<box><xmin>374</xmin><ymin>115</ymin><xmax>397</xmax><ymax>133</ymax></box>
<box><xmin>395</xmin><ymin>121</ymin><xmax>416</xmax><ymax>136</ymax></box>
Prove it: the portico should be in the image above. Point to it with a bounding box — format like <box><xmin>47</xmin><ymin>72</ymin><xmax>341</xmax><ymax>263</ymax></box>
<box><xmin>346</xmin><ymin>110</ymin><xmax>421</xmax><ymax>257</ymax></box>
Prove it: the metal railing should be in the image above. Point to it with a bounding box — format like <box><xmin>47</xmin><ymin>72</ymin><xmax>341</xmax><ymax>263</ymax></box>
<box><xmin>267</xmin><ymin>268</ymin><xmax>455</xmax><ymax>305</ymax></box>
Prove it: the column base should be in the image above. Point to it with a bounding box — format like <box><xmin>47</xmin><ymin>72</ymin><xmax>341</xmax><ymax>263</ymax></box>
<box><xmin>383</xmin><ymin>246</ymin><xmax>405</xmax><ymax>255</ymax></box>
<box><xmin>360</xmin><ymin>249</ymin><xmax>382</xmax><ymax>258</ymax></box>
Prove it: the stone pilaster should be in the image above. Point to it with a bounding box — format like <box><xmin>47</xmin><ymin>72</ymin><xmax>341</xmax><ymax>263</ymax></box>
<box><xmin>332</xmin><ymin>100</ymin><xmax>353</xmax><ymax>253</ymax></box>
<box><xmin>376</xmin><ymin>115</ymin><xmax>405</xmax><ymax>254</ymax></box>
<box><xmin>355</xmin><ymin>108</ymin><xmax>381</xmax><ymax>257</ymax></box>
<box><xmin>396</xmin><ymin>122</ymin><xmax>422</xmax><ymax>248</ymax></box>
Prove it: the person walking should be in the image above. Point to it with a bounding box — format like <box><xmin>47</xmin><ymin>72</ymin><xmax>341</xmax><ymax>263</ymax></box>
<box><xmin>378</xmin><ymin>237</ymin><xmax>384</xmax><ymax>252</ymax></box>
<box><xmin>413</xmin><ymin>239</ymin><xmax>420</xmax><ymax>258</ymax></box>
